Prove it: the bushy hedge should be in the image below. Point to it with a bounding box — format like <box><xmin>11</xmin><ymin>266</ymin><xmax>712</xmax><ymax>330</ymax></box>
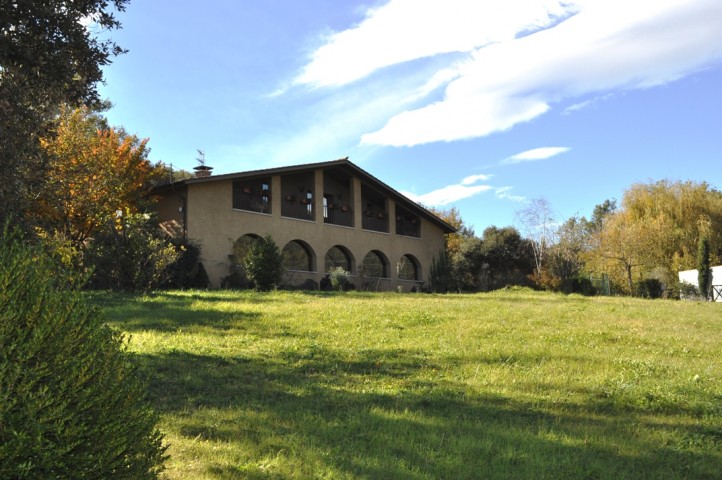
<box><xmin>162</xmin><ymin>239</ymin><xmax>209</xmax><ymax>289</ymax></box>
<box><xmin>635</xmin><ymin>278</ymin><xmax>664</xmax><ymax>299</ymax></box>
<box><xmin>84</xmin><ymin>212</ymin><xmax>178</xmax><ymax>292</ymax></box>
<box><xmin>0</xmin><ymin>229</ymin><xmax>166</xmax><ymax>478</ymax></box>
<box><xmin>244</xmin><ymin>235</ymin><xmax>283</xmax><ymax>291</ymax></box>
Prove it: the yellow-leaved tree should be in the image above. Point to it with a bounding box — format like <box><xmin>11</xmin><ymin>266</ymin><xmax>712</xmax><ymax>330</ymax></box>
<box><xmin>586</xmin><ymin>180</ymin><xmax>722</xmax><ymax>294</ymax></box>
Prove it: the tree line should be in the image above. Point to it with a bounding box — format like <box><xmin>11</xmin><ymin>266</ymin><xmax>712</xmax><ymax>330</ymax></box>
<box><xmin>429</xmin><ymin>181</ymin><xmax>722</xmax><ymax>299</ymax></box>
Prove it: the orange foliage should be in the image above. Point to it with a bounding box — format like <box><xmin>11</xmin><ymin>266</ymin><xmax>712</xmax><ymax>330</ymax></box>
<box><xmin>34</xmin><ymin>106</ymin><xmax>152</xmax><ymax>245</ymax></box>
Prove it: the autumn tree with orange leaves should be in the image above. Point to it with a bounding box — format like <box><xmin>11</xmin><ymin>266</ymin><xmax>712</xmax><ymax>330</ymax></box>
<box><xmin>33</xmin><ymin>106</ymin><xmax>153</xmax><ymax>247</ymax></box>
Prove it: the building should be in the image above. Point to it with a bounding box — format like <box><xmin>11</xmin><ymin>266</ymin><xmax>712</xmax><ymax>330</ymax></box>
<box><xmin>678</xmin><ymin>266</ymin><xmax>722</xmax><ymax>301</ymax></box>
<box><xmin>153</xmin><ymin>158</ymin><xmax>456</xmax><ymax>290</ymax></box>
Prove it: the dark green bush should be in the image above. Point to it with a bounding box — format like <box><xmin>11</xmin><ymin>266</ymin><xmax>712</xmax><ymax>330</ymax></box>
<box><xmin>84</xmin><ymin>213</ymin><xmax>178</xmax><ymax>291</ymax></box>
<box><xmin>561</xmin><ymin>277</ymin><xmax>596</xmax><ymax>296</ymax></box>
<box><xmin>162</xmin><ymin>239</ymin><xmax>209</xmax><ymax>289</ymax></box>
<box><xmin>635</xmin><ymin>278</ymin><xmax>664</xmax><ymax>299</ymax></box>
<box><xmin>221</xmin><ymin>255</ymin><xmax>251</xmax><ymax>289</ymax></box>
<box><xmin>244</xmin><ymin>235</ymin><xmax>283</xmax><ymax>291</ymax></box>
<box><xmin>429</xmin><ymin>250</ymin><xmax>453</xmax><ymax>293</ymax></box>
<box><xmin>0</xmin><ymin>228</ymin><xmax>166</xmax><ymax>478</ymax></box>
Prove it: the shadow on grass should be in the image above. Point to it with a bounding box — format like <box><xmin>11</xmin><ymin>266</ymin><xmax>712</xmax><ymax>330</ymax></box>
<box><xmin>89</xmin><ymin>291</ymin><xmax>264</xmax><ymax>333</ymax></box>
<box><xmin>135</xmin><ymin>348</ymin><xmax>721</xmax><ymax>480</ymax></box>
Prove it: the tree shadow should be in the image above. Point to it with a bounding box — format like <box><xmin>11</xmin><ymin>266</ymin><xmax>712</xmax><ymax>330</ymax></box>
<box><xmin>89</xmin><ymin>291</ymin><xmax>264</xmax><ymax>333</ymax></box>
<box><xmin>135</xmin><ymin>348</ymin><xmax>721</xmax><ymax>479</ymax></box>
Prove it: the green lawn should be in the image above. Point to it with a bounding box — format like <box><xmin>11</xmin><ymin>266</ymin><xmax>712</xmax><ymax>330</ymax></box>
<box><xmin>91</xmin><ymin>289</ymin><xmax>722</xmax><ymax>479</ymax></box>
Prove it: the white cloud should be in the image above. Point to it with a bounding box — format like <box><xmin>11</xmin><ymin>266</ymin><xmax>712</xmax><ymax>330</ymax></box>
<box><xmin>495</xmin><ymin>187</ymin><xmax>526</xmax><ymax>203</ymax></box>
<box><xmin>461</xmin><ymin>173</ymin><xmax>492</xmax><ymax>185</ymax></box>
<box><xmin>402</xmin><ymin>184</ymin><xmax>493</xmax><ymax>206</ymax></box>
<box><xmin>502</xmin><ymin>147</ymin><xmax>570</xmax><ymax>164</ymax></box>
<box><xmin>295</xmin><ymin>0</ymin><xmax>722</xmax><ymax>147</ymax></box>
<box><xmin>401</xmin><ymin>172</ymin><xmax>530</xmax><ymax>206</ymax></box>
<box><xmin>294</xmin><ymin>0</ymin><xmax>573</xmax><ymax>88</ymax></box>
<box><xmin>401</xmin><ymin>171</ymin><xmax>493</xmax><ymax>206</ymax></box>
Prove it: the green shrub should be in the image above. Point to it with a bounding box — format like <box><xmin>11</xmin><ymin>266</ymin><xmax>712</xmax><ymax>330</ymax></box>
<box><xmin>678</xmin><ymin>281</ymin><xmax>700</xmax><ymax>300</ymax></box>
<box><xmin>429</xmin><ymin>250</ymin><xmax>453</xmax><ymax>292</ymax></box>
<box><xmin>84</xmin><ymin>213</ymin><xmax>178</xmax><ymax>291</ymax></box>
<box><xmin>221</xmin><ymin>255</ymin><xmax>251</xmax><ymax>289</ymax></box>
<box><xmin>635</xmin><ymin>278</ymin><xmax>663</xmax><ymax>299</ymax></box>
<box><xmin>0</xmin><ymin>228</ymin><xmax>166</xmax><ymax>478</ymax></box>
<box><xmin>162</xmin><ymin>239</ymin><xmax>209</xmax><ymax>289</ymax></box>
<box><xmin>328</xmin><ymin>266</ymin><xmax>352</xmax><ymax>291</ymax></box>
<box><xmin>244</xmin><ymin>234</ymin><xmax>283</xmax><ymax>291</ymax></box>
<box><xmin>561</xmin><ymin>276</ymin><xmax>596</xmax><ymax>296</ymax></box>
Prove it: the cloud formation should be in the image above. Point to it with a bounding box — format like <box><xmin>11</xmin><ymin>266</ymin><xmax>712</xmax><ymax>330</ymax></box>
<box><xmin>295</xmin><ymin>0</ymin><xmax>572</xmax><ymax>88</ymax></box>
<box><xmin>401</xmin><ymin>173</ymin><xmax>494</xmax><ymax>206</ymax></box>
<box><xmin>295</xmin><ymin>0</ymin><xmax>722</xmax><ymax>147</ymax></box>
<box><xmin>502</xmin><ymin>147</ymin><xmax>570</xmax><ymax>165</ymax></box>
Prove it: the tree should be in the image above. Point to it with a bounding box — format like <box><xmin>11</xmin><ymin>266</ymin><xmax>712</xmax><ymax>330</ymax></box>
<box><xmin>0</xmin><ymin>227</ymin><xmax>166</xmax><ymax>478</ymax></box>
<box><xmin>478</xmin><ymin>226</ymin><xmax>534</xmax><ymax>291</ymax></box>
<box><xmin>588</xmin><ymin>199</ymin><xmax>617</xmax><ymax>233</ymax></box>
<box><xmin>585</xmin><ymin>180</ymin><xmax>722</xmax><ymax>294</ymax></box>
<box><xmin>1</xmin><ymin>0</ymin><xmax>129</xmax><ymax>224</ymax></box>
<box><xmin>451</xmin><ymin>235</ymin><xmax>484</xmax><ymax>291</ymax></box>
<box><xmin>84</xmin><ymin>212</ymin><xmax>179</xmax><ymax>292</ymax></box>
<box><xmin>33</xmin><ymin>106</ymin><xmax>154</xmax><ymax>248</ymax></box>
<box><xmin>429</xmin><ymin>206</ymin><xmax>474</xmax><ymax>258</ymax></box>
<box><xmin>429</xmin><ymin>249</ymin><xmax>453</xmax><ymax>293</ymax></box>
<box><xmin>515</xmin><ymin>198</ymin><xmax>557</xmax><ymax>282</ymax></box>
<box><xmin>698</xmin><ymin>236</ymin><xmax>712</xmax><ymax>301</ymax></box>
<box><xmin>591</xmin><ymin>211</ymin><xmax>648</xmax><ymax>294</ymax></box>
<box><xmin>148</xmin><ymin>162</ymin><xmax>195</xmax><ymax>187</ymax></box>
<box><xmin>544</xmin><ymin>216</ymin><xmax>589</xmax><ymax>292</ymax></box>
<box><xmin>244</xmin><ymin>234</ymin><xmax>284</xmax><ymax>291</ymax></box>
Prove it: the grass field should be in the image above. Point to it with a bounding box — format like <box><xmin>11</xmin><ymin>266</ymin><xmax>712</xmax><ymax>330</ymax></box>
<box><xmin>91</xmin><ymin>289</ymin><xmax>722</xmax><ymax>479</ymax></box>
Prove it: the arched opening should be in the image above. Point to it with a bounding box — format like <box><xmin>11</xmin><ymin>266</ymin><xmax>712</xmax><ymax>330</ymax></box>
<box><xmin>223</xmin><ymin>234</ymin><xmax>263</xmax><ymax>289</ymax></box>
<box><xmin>325</xmin><ymin>245</ymin><xmax>354</xmax><ymax>273</ymax></box>
<box><xmin>282</xmin><ymin>240</ymin><xmax>315</xmax><ymax>272</ymax></box>
<box><xmin>362</xmin><ymin>250</ymin><xmax>389</xmax><ymax>278</ymax></box>
<box><xmin>397</xmin><ymin>254</ymin><xmax>421</xmax><ymax>281</ymax></box>
<box><xmin>232</xmin><ymin>234</ymin><xmax>262</xmax><ymax>263</ymax></box>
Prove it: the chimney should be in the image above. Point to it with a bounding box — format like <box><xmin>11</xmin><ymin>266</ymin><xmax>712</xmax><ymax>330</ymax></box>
<box><xmin>193</xmin><ymin>164</ymin><xmax>213</xmax><ymax>178</ymax></box>
<box><xmin>193</xmin><ymin>149</ymin><xmax>212</xmax><ymax>177</ymax></box>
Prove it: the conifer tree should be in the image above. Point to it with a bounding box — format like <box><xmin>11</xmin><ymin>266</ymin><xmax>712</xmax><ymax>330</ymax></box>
<box><xmin>697</xmin><ymin>236</ymin><xmax>712</xmax><ymax>301</ymax></box>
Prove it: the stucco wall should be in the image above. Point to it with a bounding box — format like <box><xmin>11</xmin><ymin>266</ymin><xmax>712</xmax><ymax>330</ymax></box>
<box><xmin>181</xmin><ymin>173</ymin><xmax>446</xmax><ymax>290</ymax></box>
<box><xmin>678</xmin><ymin>266</ymin><xmax>722</xmax><ymax>301</ymax></box>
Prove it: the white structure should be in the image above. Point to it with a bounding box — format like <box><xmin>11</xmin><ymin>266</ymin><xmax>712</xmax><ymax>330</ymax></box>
<box><xmin>678</xmin><ymin>266</ymin><xmax>722</xmax><ymax>301</ymax></box>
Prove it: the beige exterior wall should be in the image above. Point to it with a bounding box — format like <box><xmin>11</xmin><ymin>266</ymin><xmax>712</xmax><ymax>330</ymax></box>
<box><xmin>166</xmin><ymin>168</ymin><xmax>446</xmax><ymax>291</ymax></box>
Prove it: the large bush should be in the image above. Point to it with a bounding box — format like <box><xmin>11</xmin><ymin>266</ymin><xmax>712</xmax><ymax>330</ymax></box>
<box><xmin>84</xmin><ymin>212</ymin><xmax>178</xmax><ymax>291</ymax></box>
<box><xmin>162</xmin><ymin>239</ymin><xmax>209</xmax><ymax>289</ymax></box>
<box><xmin>244</xmin><ymin>235</ymin><xmax>284</xmax><ymax>291</ymax></box>
<box><xmin>0</xmin><ymin>229</ymin><xmax>166</xmax><ymax>478</ymax></box>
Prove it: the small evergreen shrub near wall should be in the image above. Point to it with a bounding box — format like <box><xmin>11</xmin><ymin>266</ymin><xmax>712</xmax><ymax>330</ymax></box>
<box><xmin>244</xmin><ymin>235</ymin><xmax>283</xmax><ymax>291</ymax></box>
<box><xmin>0</xmin><ymin>228</ymin><xmax>166</xmax><ymax>479</ymax></box>
<box><xmin>162</xmin><ymin>239</ymin><xmax>209</xmax><ymax>289</ymax></box>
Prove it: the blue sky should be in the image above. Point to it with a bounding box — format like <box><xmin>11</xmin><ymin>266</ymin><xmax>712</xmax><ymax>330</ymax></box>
<box><xmin>98</xmin><ymin>0</ymin><xmax>722</xmax><ymax>233</ymax></box>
